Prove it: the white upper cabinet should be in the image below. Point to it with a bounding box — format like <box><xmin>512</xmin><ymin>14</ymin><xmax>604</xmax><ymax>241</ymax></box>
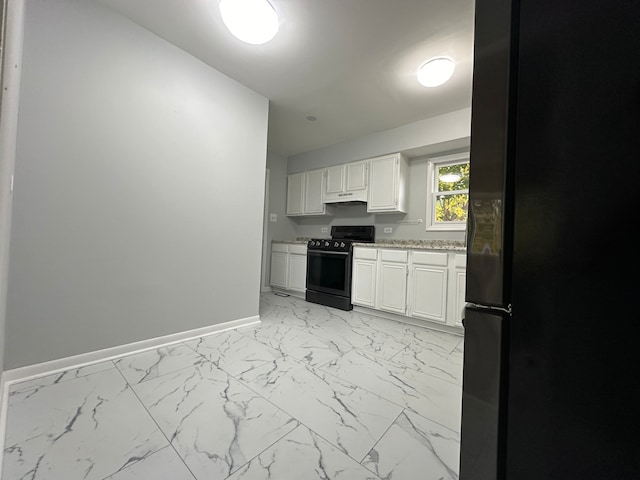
<box><xmin>323</xmin><ymin>160</ymin><xmax>368</xmax><ymax>203</ymax></box>
<box><xmin>286</xmin><ymin>172</ymin><xmax>305</xmax><ymax>216</ymax></box>
<box><xmin>367</xmin><ymin>153</ymin><xmax>408</xmax><ymax>213</ymax></box>
<box><xmin>304</xmin><ymin>169</ymin><xmax>326</xmax><ymax>215</ymax></box>
<box><xmin>287</xmin><ymin>169</ymin><xmax>327</xmax><ymax>216</ymax></box>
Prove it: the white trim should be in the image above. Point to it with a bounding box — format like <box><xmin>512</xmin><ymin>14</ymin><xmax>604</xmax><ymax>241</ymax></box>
<box><xmin>1</xmin><ymin>315</ymin><xmax>260</xmax><ymax>385</ymax></box>
<box><xmin>0</xmin><ymin>0</ymin><xmax>26</xmax><ymax>474</ymax></box>
<box><xmin>0</xmin><ymin>313</ymin><xmax>259</xmax><ymax>477</ymax></box>
<box><xmin>261</xmin><ymin>286</ymin><xmax>272</xmax><ymax>293</ymax></box>
<box><xmin>425</xmin><ymin>151</ymin><xmax>470</xmax><ymax>232</ymax></box>
<box><xmin>0</xmin><ymin>373</ymin><xmax>9</xmax><ymax>478</ymax></box>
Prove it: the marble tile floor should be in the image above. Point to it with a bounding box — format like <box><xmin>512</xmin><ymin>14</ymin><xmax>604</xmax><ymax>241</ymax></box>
<box><xmin>1</xmin><ymin>292</ymin><xmax>464</xmax><ymax>480</ymax></box>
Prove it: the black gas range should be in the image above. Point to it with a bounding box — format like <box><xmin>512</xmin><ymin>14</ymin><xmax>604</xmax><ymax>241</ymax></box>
<box><xmin>305</xmin><ymin>225</ymin><xmax>375</xmax><ymax>311</ymax></box>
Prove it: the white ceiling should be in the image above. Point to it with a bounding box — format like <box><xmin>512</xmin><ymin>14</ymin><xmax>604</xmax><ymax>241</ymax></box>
<box><xmin>94</xmin><ymin>0</ymin><xmax>475</xmax><ymax>158</ymax></box>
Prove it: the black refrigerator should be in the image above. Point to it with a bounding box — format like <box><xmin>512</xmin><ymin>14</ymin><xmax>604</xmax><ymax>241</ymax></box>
<box><xmin>459</xmin><ymin>0</ymin><xmax>640</xmax><ymax>479</ymax></box>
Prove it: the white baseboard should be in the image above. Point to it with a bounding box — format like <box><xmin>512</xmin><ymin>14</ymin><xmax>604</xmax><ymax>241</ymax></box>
<box><xmin>260</xmin><ymin>286</ymin><xmax>272</xmax><ymax>293</ymax></box>
<box><xmin>0</xmin><ymin>314</ymin><xmax>260</xmax><ymax>477</ymax></box>
<box><xmin>1</xmin><ymin>315</ymin><xmax>261</xmax><ymax>386</ymax></box>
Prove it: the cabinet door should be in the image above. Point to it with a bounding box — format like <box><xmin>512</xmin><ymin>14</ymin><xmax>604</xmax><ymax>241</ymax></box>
<box><xmin>352</xmin><ymin>259</ymin><xmax>377</xmax><ymax>307</ymax></box>
<box><xmin>454</xmin><ymin>271</ymin><xmax>466</xmax><ymax>326</ymax></box>
<box><xmin>409</xmin><ymin>264</ymin><xmax>448</xmax><ymax>323</ymax></box>
<box><xmin>345</xmin><ymin>161</ymin><xmax>368</xmax><ymax>192</ymax></box>
<box><xmin>449</xmin><ymin>254</ymin><xmax>467</xmax><ymax>326</ymax></box>
<box><xmin>270</xmin><ymin>251</ymin><xmax>289</xmax><ymax>288</ymax></box>
<box><xmin>378</xmin><ymin>262</ymin><xmax>407</xmax><ymax>314</ymax></box>
<box><xmin>367</xmin><ymin>155</ymin><xmax>398</xmax><ymax>211</ymax></box>
<box><xmin>325</xmin><ymin>165</ymin><xmax>345</xmax><ymax>194</ymax></box>
<box><xmin>288</xmin><ymin>253</ymin><xmax>307</xmax><ymax>293</ymax></box>
<box><xmin>286</xmin><ymin>173</ymin><xmax>305</xmax><ymax>215</ymax></box>
<box><xmin>304</xmin><ymin>169</ymin><xmax>326</xmax><ymax>214</ymax></box>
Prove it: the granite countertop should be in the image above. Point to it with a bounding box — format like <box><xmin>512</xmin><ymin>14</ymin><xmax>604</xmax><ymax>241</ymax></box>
<box><xmin>272</xmin><ymin>239</ymin><xmax>311</xmax><ymax>245</ymax></box>
<box><xmin>273</xmin><ymin>238</ymin><xmax>466</xmax><ymax>251</ymax></box>
<box><xmin>353</xmin><ymin>239</ymin><xmax>466</xmax><ymax>251</ymax></box>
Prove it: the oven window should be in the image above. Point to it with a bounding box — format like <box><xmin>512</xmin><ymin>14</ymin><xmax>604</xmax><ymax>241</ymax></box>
<box><xmin>307</xmin><ymin>252</ymin><xmax>348</xmax><ymax>293</ymax></box>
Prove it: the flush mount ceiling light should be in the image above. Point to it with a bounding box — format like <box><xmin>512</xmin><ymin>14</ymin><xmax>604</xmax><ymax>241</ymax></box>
<box><xmin>417</xmin><ymin>57</ymin><xmax>455</xmax><ymax>87</ymax></box>
<box><xmin>219</xmin><ymin>0</ymin><xmax>279</xmax><ymax>45</ymax></box>
<box><xmin>439</xmin><ymin>172</ymin><xmax>462</xmax><ymax>183</ymax></box>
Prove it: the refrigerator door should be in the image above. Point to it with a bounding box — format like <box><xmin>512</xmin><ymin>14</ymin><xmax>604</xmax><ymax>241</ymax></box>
<box><xmin>459</xmin><ymin>305</ymin><xmax>509</xmax><ymax>480</ymax></box>
<box><xmin>465</xmin><ymin>0</ymin><xmax>517</xmax><ymax>309</ymax></box>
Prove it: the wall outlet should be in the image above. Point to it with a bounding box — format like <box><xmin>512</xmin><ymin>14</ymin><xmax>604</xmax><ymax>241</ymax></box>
<box><xmin>383</xmin><ymin>227</ymin><xmax>393</xmax><ymax>233</ymax></box>
<box><xmin>321</xmin><ymin>227</ymin><xmax>328</xmax><ymax>233</ymax></box>
<box><xmin>269</xmin><ymin>213</ymin><xmax>277</xmax><ymax>222</ymax></box>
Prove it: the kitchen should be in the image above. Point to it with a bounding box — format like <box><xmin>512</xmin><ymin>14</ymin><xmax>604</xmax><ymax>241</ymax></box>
<box><xmin>0</xmin><ymin>0</ymin><xmax>638</xmax><ymax>479</ymax></box>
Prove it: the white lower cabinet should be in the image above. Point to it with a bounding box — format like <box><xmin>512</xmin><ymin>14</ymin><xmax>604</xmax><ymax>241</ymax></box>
<box><xmin>270</xmin><ymin>243</ymin><xmax>307</xmax><ymax>294</ymax></box>
<box><xmin>351</xmin><ymin>248</ymin><xmax>378</xmax><ymax>307</ymax></box>
<box><xmin>270</xmin><ymin>244</ymin><xmax>289</xmax><ymax>289</ymax></box>
<box><xmin>377</xmin><ymin>249</ymin><xmax>408</xmax><ymax>314</ymax></box>
<box><xmin>407</xmin><ymin>251</ymin><xmax>448</xmax><ymax>324</ymax></box>
<box><xmin>350</xmin><ymin>246</ymin><xmax>466</xmax><ymax>330</ymax></box>
<box><xmin>449</xmin><ymin>254</ymin><xmax>467</xmax><ymax>326</ymax></box>
<box><xmin>288</xmin><ymin>249</ymin><xmax>308</xmax><ymax>293</ymax></box>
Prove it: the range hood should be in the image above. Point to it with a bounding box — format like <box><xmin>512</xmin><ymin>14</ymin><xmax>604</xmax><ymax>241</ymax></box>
<box><xmin>323</xmin><ymin>189</ymin><xmax>368</xmax><ymax>204</ymax></box>
<box><xmin>326</xmin><ymin>200</ymin><xmax>367</xmax><ymax>207</ymax></box>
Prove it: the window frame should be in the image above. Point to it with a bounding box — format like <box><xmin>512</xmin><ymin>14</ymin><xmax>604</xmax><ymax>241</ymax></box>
<box><xmin>425</xmin><ymin>151</ymin><xmax>470</xmax><ymax>232</ymax></box>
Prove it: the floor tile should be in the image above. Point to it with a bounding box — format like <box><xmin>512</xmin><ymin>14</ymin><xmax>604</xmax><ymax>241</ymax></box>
<box><xmin>3</xmin><ymin>368</ymin><xmax>168</xmax><ymax>480</ymax></box>
<box><xmin>114</xmin><ymin>343</ymin><xmax>207</xmax><ymax>385</ymax></box>
<box><xmin>392</xmin><ymin>344</ymin><xmax>463</xmax><ymax>385</ymax></box>
<box><xmin>227</xmin><ymin>425</ymin><xmax>380</xmax><ymax>480</ymax></box>
<box><xmin>133</xmin><ymin>361</ymin><xmax>298</xmax><ymax>479</ymax></box>
<box><xmin>238</xmin><ymin>321</ymin><xmax>352</xmax><ymax>367</ymax></box>
<box><xmin>105</xmin><ymin>446</ymin><xmax>195</xmax><ymax>479</ymax></box>
<box><xmin>362</xmin><ymin>410</ymin><xmax>460</xmax><ymax>480</ymax></box>
<box><xmin>238</xmin><ymin>356</ymin><xmax>403</xmax><ymax>462</ymax></box>
<box><xmin>1</xmin><ymin>292</ymin><xmax>463</xmax><ymax>479</ymax></box>
<box><xmin>8</xmin><ymin>361</ymin><xmax>115</xmax><ymax>398</ymax></box>
<box><xmin>399</xmin><ymin>326</ymin><xmax>462</xmax><ymax>355</ymax></box>
<box><xmin>184</xmin><ymin>329</ymin><xmax>282</xmax><ymax>376</ymax></box>
<box><xmin>320</xmin><ymin>349</ymin><xmax>462</xmax><ymax>432</ymax></box>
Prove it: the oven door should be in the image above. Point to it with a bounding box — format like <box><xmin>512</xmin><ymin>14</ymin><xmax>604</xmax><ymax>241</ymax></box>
<box><xmin>306</xmin><ymin>249</ymin><xmax>352</xmax><ymax>297</ymax></box>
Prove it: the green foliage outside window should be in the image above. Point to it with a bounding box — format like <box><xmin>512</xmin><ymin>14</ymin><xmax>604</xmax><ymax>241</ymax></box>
<box><xmin>435</xmin><ymin>162</ymin><xmax>470</xmax><ymax>223</ymax></box>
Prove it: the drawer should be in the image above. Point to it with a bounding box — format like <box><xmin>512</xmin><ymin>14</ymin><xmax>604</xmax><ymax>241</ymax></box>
<box><xmin>289</xmin><ymin>244</ymin><xmax>307</xmax><ymax>255</ymax></box>
<box><xmin>272</xmin><ymin>243</ymin><xmax>289</xmax><ymax>253</ymax></box>
<box><xmin>412</xmin><ymin>251</ymin><xmax>448</xmax><ymax>267</ymax></box>
<box><xmin>353</xmin><ymin>247</ymin><xmax>378</xmax><ymax>260</ymax></box>
<box><xmin>454</xmin><ymin>254</ymin><xmax>467</xmax><ymax>268</ymax></box>
<box><xmin>379</xmin><ymin>249</ymin><xmax>408</xmax><ymax>263</ymax></box>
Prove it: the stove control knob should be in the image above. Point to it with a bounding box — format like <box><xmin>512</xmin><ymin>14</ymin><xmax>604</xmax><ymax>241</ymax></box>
<box><xmin>334</xmin><ymin>241</ymin><xmax>339</xmax><ymax>247</ymax></box>
<box><xmin>340</xmin><ymin>242</ymin><xmax>345</xmax><ymax>248</ymax></box>
<box><xmin>324</xmin><ymin>241</ymin><xmax>330</xmax><ymax>247</ymax></box>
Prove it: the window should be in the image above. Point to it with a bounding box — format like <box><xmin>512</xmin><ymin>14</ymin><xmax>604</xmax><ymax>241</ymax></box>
<box><xmin>426</xmin><ymin>152</ymin><xmax>470</xmax><ymax>231</ymax></box>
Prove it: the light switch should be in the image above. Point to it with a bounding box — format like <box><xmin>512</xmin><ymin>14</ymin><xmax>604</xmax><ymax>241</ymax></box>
<box><xmin>384</xmin><ymin>227</ymin><xmax>392</xmax><ymax>233</ymax></box>
<box><xmin>321</xmin><ymin>227</ymin><xmax>328</xmax><ymax>233</ymax></box>
<box><xmin>270</xmin><ymin>213</ymin><xmax>277</xmax><ymax>222</ymax></box>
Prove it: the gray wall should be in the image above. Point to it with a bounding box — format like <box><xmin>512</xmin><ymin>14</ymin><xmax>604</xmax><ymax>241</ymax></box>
<box><xmin>287</xmin><ymin>108</ymin><xmax>471</xmax><ymax>174</ymax></box>
<box><xmin>5</xmin><ymin>0</ymin><xmax>268</xmax><ymax>369</ymax></box>
<box><xmin>0</xmin><ymin>0</ymin><xmax>25</xmax><ymax>377</ymax></box>
<box><xmin>260</xmin><ymin>153</ymin><xmax>297</xmax><ymax>290</ymax></box>
<box><xmin>282</xmin><ymin>109</ymin><xmax>471</xmax><ymax>243</ymax></box>
<box><xmin>290</xmin><ymin>151</ymin><xmax>468</xmax><ymax>243</ymax></box>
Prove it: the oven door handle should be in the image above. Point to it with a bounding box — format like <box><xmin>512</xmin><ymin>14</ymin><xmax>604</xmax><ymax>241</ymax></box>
<box><xmin>308</xmin><ymin>250</ymin><xmax>350</xmax><ymax>256</ymax></box>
